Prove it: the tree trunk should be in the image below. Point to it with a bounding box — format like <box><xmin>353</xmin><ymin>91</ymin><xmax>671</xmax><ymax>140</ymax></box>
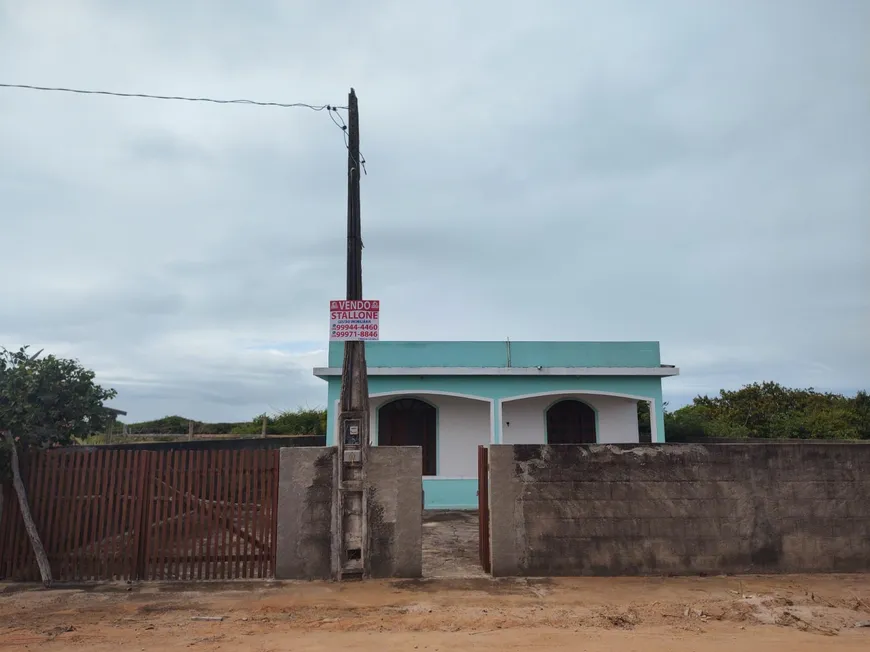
<box><xmin>1</xmin><ymin>432</ymin><xmax>53</xmax><ymax>587</ymax></box>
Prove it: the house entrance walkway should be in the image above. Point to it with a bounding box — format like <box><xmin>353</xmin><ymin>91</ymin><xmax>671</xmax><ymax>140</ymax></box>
<box><xmin>422</xmin><ymin>510</ymin><xmax>487</xmax><ymax>578</ymax></box>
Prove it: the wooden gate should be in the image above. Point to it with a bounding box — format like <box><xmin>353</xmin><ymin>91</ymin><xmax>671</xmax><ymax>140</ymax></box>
<box><xmin>0</xmin><ymin>448</ymin><xmax>279</xmax><ymax>582</ymax></box>
<box><xmin>0</xmin><ymin>450</ymin><xmax>148</xmax><ymax>581</ymax></box>
<box><xmin>478</xmin><ymin>445</ymin><xmax>490</xmax><ymax>573</ymax></box>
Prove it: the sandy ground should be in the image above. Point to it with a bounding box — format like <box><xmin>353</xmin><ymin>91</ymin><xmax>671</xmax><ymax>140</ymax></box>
<box><xmin>422</xmin><ymin>510</ymin><xmax>486</xmax><ymax>579</ymax></box>
<box><xmin>3</xmin><ymin>513</ymin><xmax>869</xmax><ymax>649</ymax></box>
<box><xmin>2</xmin><ymin>575</ymin><xmax>870</xmax><ymax>651</ymax></box>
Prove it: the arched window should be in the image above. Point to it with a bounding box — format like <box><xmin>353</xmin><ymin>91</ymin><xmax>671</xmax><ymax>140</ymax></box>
<box><xmin>546</xmin><ymin>399</ymin><xmax>596</xmax><ymax>444</ymax></box>
<box><xmin>378</xmin><ymin>398</ymin><xmax>437</xmax><ymax>475</ymax></box>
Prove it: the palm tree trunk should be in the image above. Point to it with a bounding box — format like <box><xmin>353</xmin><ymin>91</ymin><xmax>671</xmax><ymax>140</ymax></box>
<box><xmin>2</xmin><ymin>432</ymin><xmax>53</xmax><ymax>587</ymax></box>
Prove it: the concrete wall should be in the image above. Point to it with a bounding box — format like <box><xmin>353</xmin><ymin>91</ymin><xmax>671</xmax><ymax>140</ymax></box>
<box><xmin>501</xmin><ymin>394</ymin><xmax>640</xmax><ymax>445</ymax></box>
<box><xmin>367</xmin><ymin>446</ymin><xmax>423</xmax><ymax>578</ymax></box>
<box><xmin>275</xmin><ymin>447</ymin><xmax>336</xmax><ymax>580</ymax></box>
<box><xmin>488</xmin><ymin>443</ymin><xmax>870</xmax><ymax>577</ymax></box>
<box><xmin>274</xmin><ymin>446</ymin><xmax>422</xmax><ymax>580</ymax></box>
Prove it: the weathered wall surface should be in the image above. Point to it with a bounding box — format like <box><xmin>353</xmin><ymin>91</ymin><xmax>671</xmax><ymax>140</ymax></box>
<box><xmin>488</xmin><ymin>443</ymin><xmax>870</xmax><ymax>577</ymax></box>
<box><xmin>274</xmin><ymin>446</ymin><xmax>422</xmax><ymax>580</ymax></box>
<box><xmin>367</xmin><ymin>446</ymin><xmax>423</xmax><ymax>578</ymax></box>
<box><xmin>275</xmin><ymin>447</ymin><xmax>336</xmax><ymax>580</ymax></box>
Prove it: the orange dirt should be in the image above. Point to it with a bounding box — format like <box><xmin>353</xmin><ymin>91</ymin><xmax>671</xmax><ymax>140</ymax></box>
<box><xmin>2</xmin><ymin>575</ymin><xmax>870</xmax><ymax>651</ymax></box>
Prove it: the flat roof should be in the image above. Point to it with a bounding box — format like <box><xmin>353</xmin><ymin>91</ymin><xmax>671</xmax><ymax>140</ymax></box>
<box><xmin>314</xmin><ymin>365</ymin><xmax>679</xmax><ymax>379</ymax></box>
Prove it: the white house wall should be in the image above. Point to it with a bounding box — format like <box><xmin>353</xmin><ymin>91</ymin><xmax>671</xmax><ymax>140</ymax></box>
<box><xmin>368</xmin><ymin>394</ymin><xmax>490</xmax><ymax>477</ymax></box>
<box><xmin>432</xmin><ymin>396</ymin><xmax>490</xmax><ymax>476</ymax></box>
<box><xmin>501</xmin><ymin>393</ymin><xmax>640</xmax><ymax>444</ymax></box>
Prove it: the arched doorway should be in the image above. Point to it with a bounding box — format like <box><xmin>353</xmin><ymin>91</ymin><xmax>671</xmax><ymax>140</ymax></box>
<box><xmin>546</xmin><ymin>399</ymin><xmax>596</xmax><ymax>444</ymax></box>
<box><xmin>378</xmin><ymin>398</ymin><xmax>437</xmax><ymax>475</ymax></box>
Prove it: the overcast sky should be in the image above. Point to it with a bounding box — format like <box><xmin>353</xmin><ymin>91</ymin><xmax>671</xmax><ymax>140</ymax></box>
<box><xmin>1</xmin><ymin>0</ymin><xmax>868</xmax><ymax>422</ymax></box>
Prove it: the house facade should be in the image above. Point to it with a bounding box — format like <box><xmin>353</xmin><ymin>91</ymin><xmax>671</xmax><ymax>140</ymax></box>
<box><xmin>314</xmin><ymin>341</ymin><xmax>678</xmax><ymax>509</ymax></box>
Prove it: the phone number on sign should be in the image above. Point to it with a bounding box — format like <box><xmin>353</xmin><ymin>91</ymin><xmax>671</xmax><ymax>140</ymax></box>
<box><xmin>331</xmin><ymin>325</ymin><xmax>378</xmax><ymax>336</ymax></box>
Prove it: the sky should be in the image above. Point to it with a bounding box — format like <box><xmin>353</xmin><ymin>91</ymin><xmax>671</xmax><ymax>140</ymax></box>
<box><xmin>1</xmin><ymin>0</ymin><xmax>868</xmax><ymax>423</ymax></box>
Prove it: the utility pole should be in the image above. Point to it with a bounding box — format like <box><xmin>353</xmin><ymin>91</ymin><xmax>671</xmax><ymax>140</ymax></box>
<box><xmin>333</xmin><ymin>88</ymin><xmax>370</xmax><ymax>580</ymax></box>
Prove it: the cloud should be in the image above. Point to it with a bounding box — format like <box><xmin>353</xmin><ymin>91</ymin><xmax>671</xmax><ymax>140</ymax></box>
<box><xmin>1</xmin><ymin>0</ymin><xmax>868</xmax><ymax>421</ymax></box>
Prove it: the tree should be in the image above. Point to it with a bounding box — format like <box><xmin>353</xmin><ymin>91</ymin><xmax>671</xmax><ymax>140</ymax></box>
<box><xmin>853</xmin><ymin>391</ymin><xmax>870</xmax><ymax>440</ymax></box>
<box><xmin>663</xmin><ymin>382</ymin><xmax>870</xmax><ymax>441</ymax></box>
<box><xmin>0</xmin><ymin>346</ymin><xmax>117</xmax><ymax>587</ymax></box>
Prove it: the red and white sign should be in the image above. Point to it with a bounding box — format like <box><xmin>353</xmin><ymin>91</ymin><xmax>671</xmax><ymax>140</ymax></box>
<box><xmin>329</xmin><ymin>299</ymin><xmax>380</xmax><ymax>341</ymax></box>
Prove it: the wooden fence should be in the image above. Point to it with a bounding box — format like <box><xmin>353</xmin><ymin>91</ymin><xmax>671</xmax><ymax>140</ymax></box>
<box><xmin>0</xmin><ymin>448</ymin><xmax>279</xmax><ymax>582</ymax></box>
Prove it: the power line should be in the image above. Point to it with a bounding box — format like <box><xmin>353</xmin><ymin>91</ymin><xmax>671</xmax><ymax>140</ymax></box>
<box><xmin>328</xmin><ymin>104</ymin><xmax>367</xmax><ymax>175</ymax></box>
<box><xmin>1</xmin><ymin>81</ymin><xmax>367</xmax><ymax>168</ymax></box>
<box><xmin>0</xmin><ymin>82</ymin><xmax>345</xmax><ymax>111</ymax></box>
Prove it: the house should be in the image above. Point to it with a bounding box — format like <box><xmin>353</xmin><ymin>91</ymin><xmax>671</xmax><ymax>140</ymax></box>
<box><xmin>314</xmin><ymin>340</ymin><xmax>679</xmax><ymax>509</ymax></box>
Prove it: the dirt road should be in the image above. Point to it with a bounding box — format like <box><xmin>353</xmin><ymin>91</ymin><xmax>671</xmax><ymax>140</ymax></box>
<box><xmin>2</xmin><ymin>575</ymin><xmax>870</xmax><ymax>651</ymax></box>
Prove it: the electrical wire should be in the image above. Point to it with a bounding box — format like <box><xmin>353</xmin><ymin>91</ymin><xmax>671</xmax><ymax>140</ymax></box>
<box><xmin>328</xmin><ymin>105</ymin><xmax>367</xmax><ymax>175</ymax></box>
<box><xmin>1</xmin><ymin>81</ymin><xmax>368</xmax><ymax>169</ymax></box>
<box><xmin>0</xmin><ymin>82</ymin><xmax>343</xmax><ymax>111</ymax></box>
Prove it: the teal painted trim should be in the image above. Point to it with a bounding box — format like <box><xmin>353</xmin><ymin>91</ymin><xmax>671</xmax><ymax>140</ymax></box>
<box><xmin>655</xmin><ymin>396</ymin><xmax>667</xmax><ymax>443</ymax></box>
<box><xmin>325</xmin><ymin>378</ymin><xmax>341</xmax><ymax>446</ymax></box>
<box><xmin>543</xmin><ymin>397</ymin><xmax>600</xmax><ymax>443</ymax></box>
<box><xmin>493</xmin><ymin>400</ymin><xmax>502</xmax><ymax>443</ymax></box>
<box><xmin>365</xmin><ymin>374</ymin><xmax>663</xmax><ymax>402</ymax></box>
<box><xmin>423</xmin><ymin>478</ymin><xmax>478</xmax><ymax>510</ymax></box>
<box><xmin>327</xmin><ymin>341</ymin><xmax>662</xmax><ymax>368</ymax></box>
<box><xmin>632</xmin><ymin>381</ymin><xmax>665</xmax><ymax>443</ymax></box>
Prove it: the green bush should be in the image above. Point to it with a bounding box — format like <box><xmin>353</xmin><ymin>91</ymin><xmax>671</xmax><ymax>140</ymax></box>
<box><xmin>663</xmin><ymin>383</ymin><xmax>869</xmax><ymax>441</ymax></box>
<box><xmin>231</xmin><ymin>408</ymin><xmax>327</xmax><ymax>436</ymax></box>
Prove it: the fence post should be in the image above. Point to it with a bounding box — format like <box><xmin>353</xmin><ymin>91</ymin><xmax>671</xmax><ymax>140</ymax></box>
<box><xmin>261</xmin><ymin>417</ymin><xmax>267</xmax><ymax>439</ymax></box>
<box><xmin>188</xmin><ymin>421</ymin><xmax>194</xmax><ymax>441</ymax></box>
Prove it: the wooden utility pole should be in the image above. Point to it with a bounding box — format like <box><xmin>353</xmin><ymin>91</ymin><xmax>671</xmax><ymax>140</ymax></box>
<box><xmin>333</xmin><ymin>88</ymin><xmax>370</xmax><ymax>580</ymax></box>
<box><xmin>105</xmin><ymin>415</ymin><xmax>115</xmax><ymax>445</ymax></box>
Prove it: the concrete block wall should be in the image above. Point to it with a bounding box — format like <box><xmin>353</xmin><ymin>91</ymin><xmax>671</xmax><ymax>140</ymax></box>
<box><xmin>275</xmin><ymin>446</ymin><xmax>422</xmax><ymax>580</ymax></box>
<box><xmin>367</xmin><ymin>446</ymin><xmax>423</xmax><ymax>578</ymax></box>
<box><xmin>488</xmin><ymin>443</ymin><xmax>870</xmax><ymax>577</ymax></box>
